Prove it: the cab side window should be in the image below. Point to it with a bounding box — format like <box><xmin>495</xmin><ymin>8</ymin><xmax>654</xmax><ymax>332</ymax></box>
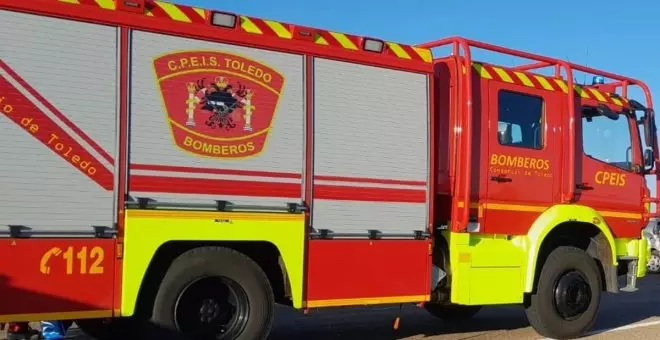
<box><xmin>582</xmin><ymin>109</ymin><xmax>633</xmax><ymax>171</ymax></box>
<box><xmin>497</xmin><ymin>90</ymin><xmax>544</xmax><ymax>149</ymax></box>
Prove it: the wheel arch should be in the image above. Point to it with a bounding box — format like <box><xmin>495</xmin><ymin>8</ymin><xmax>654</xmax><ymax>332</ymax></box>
<box><xmin>128</xmin><ymin>240</ymin><xmax>294</xmax><ymax>319</ymax></box>
<box><xmin>524</xmin><ymin>204</ymin><xmax>617</xmax><ymax>293</ymax></box>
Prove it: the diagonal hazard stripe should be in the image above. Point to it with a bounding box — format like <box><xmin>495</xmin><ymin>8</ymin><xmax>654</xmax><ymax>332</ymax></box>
<box><xmin>193</xmin><ymin>8</ymin><xmax>206</xmax><ymax>20</ymax></box>
<box><xmin>411</xmin><ymin>47</ymin><xmax>432</xmax><ymax>63</ymax></box>
<box><xmin>94</xmin><ymin>0</ymin><xmax>116</xmax><ymax>10</ymax></box>
<box><xmin>553</xmin><ymin>79</ymin><xmax>569</xmax><ymax>93</ymax></box>
<box><xmin>473</xmin><ymin>64</ymin><xmax>492</xmax><ymax>79</ymax></box>
<box><xmin>0</xmin><ymin>63</ymin><xmax>114</xmax><ymax>191</ymax></box>
<box><xmin>145</xmin><ymin>1</ymin><xmax>169</xmax><ymax>18</ymax></box>
<box><xmin>513</xmin><ymin>71</ymin><xmax>534</xmax><ymax>87</ymax></box>
<box><xmin>264</xmin><ymin>20</ymin><xmax>293</xmax><ymax>39</ymax></box>
<box><xmin>574</xmin><ymin>85</ymin><xmax>591</xmax><ymax>99</ymax></box>
<box><xmin>492</xmin><ymin>66</ymin><xmax>514</xmax><ymax>83</ymax></box>
<box><xmin>240</xmin><ymin>16</ymin><xmax>263</xmax><ymax>34</ymax></box>
<box><xmin>587</xmin><ymin>88</ymin><xmax>607</xmax><ymax>102</ymax></box>
<box><xmin>533</xmin><ymin>75</ymin><xmax>555</xmax><ymax>91</ymax></box>
<box><xmin>176</xmin><ymin>5</ymin><xmax>206</xmax><ymax>24</ymax></box>
<box><xmin>329</xmin><ymin>32</ymin><xmax>358</xmax><ymax>50</ymax></box>
<box><xmin>387</xmin><ymin>43</ymin><xmax>411</xmax><ymax>59</ymax></box>
<box><xmin>153</xmin><ymin>1</ymin><xmax>191</xmax><ymax>22</ymax></box>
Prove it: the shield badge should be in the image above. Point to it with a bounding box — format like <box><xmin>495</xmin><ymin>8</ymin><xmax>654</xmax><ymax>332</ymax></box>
<box><xmin>153</xmin><ymin>50</ymin><xmax>285</xmax><ymax>159</ymax></box>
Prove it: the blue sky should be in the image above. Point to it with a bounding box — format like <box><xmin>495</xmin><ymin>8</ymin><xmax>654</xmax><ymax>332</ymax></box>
<box><xmin>177</xmin><ymin>0</ymin><xmax>659</xmax><ymax>200</ymax></box>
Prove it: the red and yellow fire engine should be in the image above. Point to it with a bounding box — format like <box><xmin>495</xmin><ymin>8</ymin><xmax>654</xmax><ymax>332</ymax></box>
<box><xmin>0</xmin><ymin>0</ymin><xmax>657</xmax><ymax>339</ymax></box>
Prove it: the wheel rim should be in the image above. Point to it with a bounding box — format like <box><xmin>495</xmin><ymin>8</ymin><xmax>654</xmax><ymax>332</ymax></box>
<box><xmin>648</xmin><ymin>254</ymin><xmax>660</xmax><ymax>272</ymax></box>
<box><xmin>552</xmin><ymin>270</ymin><xmax>592</xmax><ymax>321</ymax></box>
<box><xmin>174</xmin><ymin>276</ymin><xmax>250</xmax><ymax>340</ymax></box>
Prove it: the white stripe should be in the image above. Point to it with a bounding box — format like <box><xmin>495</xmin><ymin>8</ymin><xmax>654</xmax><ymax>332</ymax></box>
<box><xmin>0</xmin><ymin>69</ymin><xmax>114</xmax><ymax>171</ymax></box>
<box><xmin>314</xmin><ymin>179</ymin><xmax>426</xmax><ymax>190</ymax></box>
<box><xmin>539</xmin><ymin>319</ymin><xmax>660</xmax><ymax>339</ymax></box>
<box><xmin>594</xmin><ymin>319</ymin><xmax>660</xmax><ymax>333</ymax></box>
<box><xmin>130</xmin><ymin>169</ymin><xmax>301</xmax><ymax>183</ymax></box>
<box><xmin>131</xmin><ymin>168</ymin><xmax>426</xmax><ymax>189</ymax></box>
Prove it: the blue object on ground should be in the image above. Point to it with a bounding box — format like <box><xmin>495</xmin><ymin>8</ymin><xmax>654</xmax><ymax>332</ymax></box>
<box><xmin>40</xmin><ymin>321</ymin><xmax>72</xmax><ymax>340</ymax></box>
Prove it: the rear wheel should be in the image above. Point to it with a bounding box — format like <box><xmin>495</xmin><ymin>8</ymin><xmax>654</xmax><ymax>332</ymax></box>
<box><xmin>424</xmin><ymin>303</ymin><xmax>482</xmax><ymax>321</ymax></box>
<box><xmin>525</xmin><ymin>246</ymin><xmax>602</xmax><ymax>339</ymax></box>
<box><xmin>148</xmin><ymin>246</ymin><xmax>274</xmax><ymax>340</ymax></box>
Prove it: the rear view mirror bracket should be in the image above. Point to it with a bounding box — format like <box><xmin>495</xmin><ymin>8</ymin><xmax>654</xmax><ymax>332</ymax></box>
<box><xmin>596</xmin><ymin>104</ymin><xmax>619</xmax><ymax>120</ymax></box>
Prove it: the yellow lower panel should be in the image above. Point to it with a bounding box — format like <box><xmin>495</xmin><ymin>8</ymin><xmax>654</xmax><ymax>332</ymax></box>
<box><xmin>121</xmin><ymin>210</ymin><xmax>306</xmax><ymax>316</ymax></box>
<box><xmin>469</xmin><ymin>267</ymin><xmax>522</xmax><ymax>304</ymax></box>
<box><xmin>446</xmin><ymin>232</ymin><xmax>525</xmax><ymax>305</ymax></box>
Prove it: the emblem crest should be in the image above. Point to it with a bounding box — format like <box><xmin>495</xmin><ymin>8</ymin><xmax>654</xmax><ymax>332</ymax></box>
<box><xmin>153</xmin><ymin>50</ymin><xmax>285</xmax><ymax>158</ymax></box>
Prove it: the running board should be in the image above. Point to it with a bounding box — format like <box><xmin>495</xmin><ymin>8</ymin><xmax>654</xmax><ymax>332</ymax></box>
<box><xmin>620</xmin><ymin>259</ymin><xmax>639</xmax><ymax>293</ymax></box>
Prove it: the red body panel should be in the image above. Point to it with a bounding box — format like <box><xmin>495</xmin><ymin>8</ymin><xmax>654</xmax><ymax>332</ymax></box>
<box><xmin>0</xmin><ymin>239</ymin><xmax>115</xmax><ymax>321</ymax></box>
<box><xmin>305</xmin><ymin>239</ymin><xmax>431</xmax><ymax>305</ymax></box>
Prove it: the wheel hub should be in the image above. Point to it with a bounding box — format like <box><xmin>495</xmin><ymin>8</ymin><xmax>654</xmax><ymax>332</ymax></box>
<box><xmin>175</xmin><ymin>277</ymin><xmax>249</xmax><ymax>339</ymax></box>
<box><xmin>553</xmin><ymin>271</ymin><xmax>592</xmax><ymax>320</ymax></box>
<box><xmin>199</xmin><ymin>298</ymin><xmax>219</xmax><ymax>323</ymax></box>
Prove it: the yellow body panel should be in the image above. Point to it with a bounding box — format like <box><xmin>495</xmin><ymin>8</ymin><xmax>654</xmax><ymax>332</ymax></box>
<box><xmin>120</xmin><ymin>209</ymin><xmax>306</xmax><ymax>316</ymax></box>
<box><xmin>446</xmin><ymin>204</ymin><xmax>648</xmax><ymax>306</ymax></box>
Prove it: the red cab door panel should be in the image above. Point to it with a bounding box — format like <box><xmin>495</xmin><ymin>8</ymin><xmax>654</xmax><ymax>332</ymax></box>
<box><xmin>483</xmin><ymin>82</ymin><xmax>560</xmax><ymax>235</ymax></box>
<box><xmin>575</xmin><ymin>100</ymin><xmax>645</xmax><ymax>238</ymax></box>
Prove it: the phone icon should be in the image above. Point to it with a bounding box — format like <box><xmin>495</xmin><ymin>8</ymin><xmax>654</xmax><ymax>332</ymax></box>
<box><xmin>40</xmin><ymin>247</ymin><xmax>62</xmax><ymax>275</ymax></box>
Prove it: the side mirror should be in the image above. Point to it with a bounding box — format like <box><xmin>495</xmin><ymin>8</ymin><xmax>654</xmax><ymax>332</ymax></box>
<box><xmin>644</xmin><ymin>148</ymin><xmax>654</xmax><ymax>168</ymax></box>
<box><xmin>644</xmin><ymin>109</ymin><xmax>657</xmax><ymax>148</ymax></box>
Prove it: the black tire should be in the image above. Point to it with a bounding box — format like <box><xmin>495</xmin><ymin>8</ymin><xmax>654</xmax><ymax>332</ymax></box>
<box><xmin>525</xmin><ymin>246</ymin><xmax>602</xmax><ymax>339</ymax></box>
<box><xmin>424</xmin><ymin>303</ymin><xmax>482</xmax><ymax>321</ymax></box>
<box><xmin>148</xmin><ymin>246</ymin><xmax>275</xmax><ymax>340</ymax></box>
<box><xmin>75</xmin><ymin>317</ymin><xmax>138</xmax><ymax>340</ymax></box>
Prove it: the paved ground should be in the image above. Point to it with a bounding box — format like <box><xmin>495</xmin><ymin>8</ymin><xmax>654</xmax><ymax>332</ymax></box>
<box><xmin>4</xmin><ymin>274</ymin><xmax>660</xmax><ymax>340</ymax></box>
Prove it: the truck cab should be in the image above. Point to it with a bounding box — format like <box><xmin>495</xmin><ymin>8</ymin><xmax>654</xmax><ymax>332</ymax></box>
<box><xmin>426</xmin><ymin>38</ymin><xmax>656</xmax><ymax>338</ymax></box>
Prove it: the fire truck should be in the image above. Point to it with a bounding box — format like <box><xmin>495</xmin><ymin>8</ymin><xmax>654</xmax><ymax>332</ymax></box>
<box><xmin>0</xmin><ymin>0</ymin><xmax>657</xmax><ymax>339</ymax></box>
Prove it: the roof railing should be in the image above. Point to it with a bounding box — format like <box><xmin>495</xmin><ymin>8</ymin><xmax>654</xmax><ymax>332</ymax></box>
<box><xmin>417</xmin><ymin>36</ymin><xmax>657</xmax><ymax>230</ymax></box>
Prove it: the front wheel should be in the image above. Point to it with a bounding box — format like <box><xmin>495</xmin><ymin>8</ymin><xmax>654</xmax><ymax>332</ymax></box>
<box><xmin>525</xmin><ymin>246</ymin><xmax>602</xmax><ymax>339</ymax></box>
<box><xmin>149</xmin><ymin>246</ymin><xmax>275</xmax><ymax>340</ymax></box>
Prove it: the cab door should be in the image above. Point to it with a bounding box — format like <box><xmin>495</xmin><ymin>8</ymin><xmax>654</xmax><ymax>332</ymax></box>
<box><xmin>575</xmin><ymin>100</ymin><xmax>645</xmax><ymax>238</ymax></box>
<box><xmin>483</xmin><ymin>82</ymin><xmax>560</xmax><ymax>234</ymax></box>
